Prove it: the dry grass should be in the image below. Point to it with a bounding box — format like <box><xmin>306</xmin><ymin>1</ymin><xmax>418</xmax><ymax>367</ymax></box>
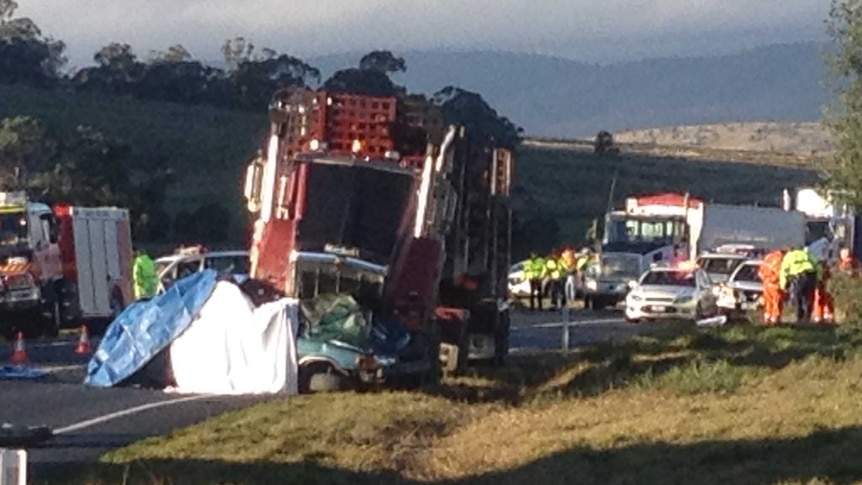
<box><xmin>51</xmin><ymin>324</ymin><xmax>862</xmax><ymax>485</ymax></box>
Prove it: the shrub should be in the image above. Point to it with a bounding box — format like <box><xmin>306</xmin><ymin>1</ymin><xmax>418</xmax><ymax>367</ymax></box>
<box><xmin>829</xmin><ymin>272</ymin><xmax>862</xmax><ymax>326</ymax></box>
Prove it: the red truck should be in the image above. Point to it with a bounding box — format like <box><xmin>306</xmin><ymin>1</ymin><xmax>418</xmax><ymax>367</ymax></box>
<box><xmin>242</xmin><ymin>87</ymin><xmax>514</xmax><ymax>390</ymax></box>
<box><xmin>0</xmin><ymin>191</ymin><xmax>132</xmax><ymax>339</ymax></box>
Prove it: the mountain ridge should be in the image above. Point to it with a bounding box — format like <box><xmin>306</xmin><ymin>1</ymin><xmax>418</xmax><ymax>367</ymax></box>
<box><xmin>307</xmin><ymin>41</ymin><xmax>831</xmax><ymax>137</ymax></box>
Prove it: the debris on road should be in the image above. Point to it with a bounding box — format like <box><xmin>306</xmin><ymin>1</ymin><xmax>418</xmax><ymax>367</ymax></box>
<box><xmin>85</xmin><ymin>270</ymin><xmax>300</xmax><ymax>396</ymax></box>
<box><xmin>0</xmin><ymin>423</ymin><xmax>53</xmax><ymax>447</ymax></box>
<box><xmin>0</xmin><ymin>366</ymin><xmax>46</xmax><ymax>380</ymax></box>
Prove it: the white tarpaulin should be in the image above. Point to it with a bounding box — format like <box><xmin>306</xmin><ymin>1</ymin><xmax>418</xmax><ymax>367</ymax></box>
<box><xmin>168</xmin><ymin>282</ymin><xmax>299</xmax><ymax>395</ymax></box>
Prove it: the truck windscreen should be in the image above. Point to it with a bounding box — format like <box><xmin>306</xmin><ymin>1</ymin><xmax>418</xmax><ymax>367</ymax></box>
<box><xmin>0</xmin><ymin>213</ymin><xmax>28</xmax><ymax>246</ymax></box>
<box><xmin>298</xmin><ymin>163</ymin><xmax>414</xmax><ymax>264</ymax></box>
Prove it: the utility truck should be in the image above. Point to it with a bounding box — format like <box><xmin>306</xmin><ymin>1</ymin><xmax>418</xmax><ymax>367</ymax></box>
<box><xmin>583</xmin><ymin>193</ymin><xmax>807</xmax><ymax>308</ymax></box>
<box><xmin>242</xmin><ymin>88</ymin><xmax>513</xmax><ymax>391</ymax></box>
<box><xmin>783</xmin><ymin>187</ymin><xmax>862</xmax><ymax>264</ymax></box>
<box><xmin>0</xmin><ymin>191</ymin><xmax>132</xmax><ymax>338</ymax></box>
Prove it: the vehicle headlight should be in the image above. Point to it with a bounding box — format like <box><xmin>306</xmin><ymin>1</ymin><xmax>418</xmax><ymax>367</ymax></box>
<box><xmin>628</xmin><ymin>293</ymin><xmax>643</xmax><ymax>302</ymax></box>
<box><xmin>674</xmin><ymin>295</ymin><xmax>694</xmax><ymax>304</ymax></box>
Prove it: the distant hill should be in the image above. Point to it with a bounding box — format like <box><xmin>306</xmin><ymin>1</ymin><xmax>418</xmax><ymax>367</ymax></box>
<box><xmin>614</xmin><ymin>122</ymin><xmax>832</xmax><ymax>155</ymax></box>
<box><xmin>309</xmin><ymin>42</ymin><xmax>831</xmax><ymax>138</ymax></box>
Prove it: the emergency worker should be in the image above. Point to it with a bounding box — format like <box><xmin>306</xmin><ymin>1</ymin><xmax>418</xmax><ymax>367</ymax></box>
<box><xmin>838</xmin><ymin>247</ymin><xmax>861</xmax><ymax>277</ymax></box>
<box><xmin>780</xmin><ymin>247</ymin><xmax>820</xmax><ymax>323</ymax></box>
<box><xmin>812</xmin><ymin>256</ymin><xmax>835</xmax><ymax>324</ymax></box>
<box><xmin>758</xmin><ymin>248</ymin><xmax>786</xmax><ymax>325</ymax></box>
<box><xmin>561</xmin><ymin>248</ymin><xmax>577</xmax><ymax>305</ymax></box>
<box><xmin>560</xmin><ymin>248</ymin><xmax>578</xmax><ymax>305</ymax></box>
<box><xmin>544</xmin><ymin>254</ymin><xmax>563</xmax><ymax>309</ymax></box>
<box><xmin>133</xmin><ymin>247</ymin><xmax>158</xmax><ymax>300</ymax></box>
<box><xmin>526</xmin><ymin>253</ymin><xmax>545</xmax><ymax>311</ymax></box>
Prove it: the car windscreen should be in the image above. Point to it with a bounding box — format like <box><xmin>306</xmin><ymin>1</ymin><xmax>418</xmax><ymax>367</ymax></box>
<box><xmin>733</xmin><ymin>264</ymin><xmax>761</xmax><ymax>283</ymax></box>
<box><xmin>640</xmin><ymin>270</ymin><xmax>696</xmax><ymax>287</ymax></box>
<box><xmin>204</xmin><ymin>255</ymin><xmax>250</xmax><ymax>275</ymax></box>
<box><xmin>698</xmin><ymin>257</ymin><xmax>743</xmax><ymax>275</ymax></box>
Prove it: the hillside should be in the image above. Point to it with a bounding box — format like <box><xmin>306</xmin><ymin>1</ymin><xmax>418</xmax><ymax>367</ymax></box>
<box><xmin>614</xmin><ymin>122</ymin><xmax>832</xmax><ymax>154</ymax></box>
<box><xmin>0</xmin><ymin>84</ymin><xmax>267</xmax><ymax>245</ymax></box>
<box><xmin>0</xmin><ymin>84</ymin><xmax>825</xmax><ymax>252</ymax></box>
<box><xmin>309</xmin><ymin>42</ymin><xmax>831</xmax><ymax>137</ymax></box>
<box><xmin>514</xmin><ymin>141</ymin><xmax>822</xmax><ymax>252</ymax></box>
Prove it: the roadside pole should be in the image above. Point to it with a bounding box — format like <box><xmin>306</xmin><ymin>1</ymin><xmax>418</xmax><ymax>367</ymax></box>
<box><xmin>561</xmin><ymin>305</ymin><xmax>571</xmax><ymax>351</ymax></box>
<box><xmin>0</xmin><ymin>448</ymin><xmax>27</xmax><ymax>485</ymax></box>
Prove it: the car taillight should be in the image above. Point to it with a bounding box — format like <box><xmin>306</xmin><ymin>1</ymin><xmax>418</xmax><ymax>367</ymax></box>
<box><xmin>4</xmin><ymin>273</ymin><xmax>34</xmax><ymax>290</ymax></box>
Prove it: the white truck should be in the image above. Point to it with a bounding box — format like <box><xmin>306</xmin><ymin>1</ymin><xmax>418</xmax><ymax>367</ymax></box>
<box><xmin>584</xmin><ymin>193</ymin><xmax>807</xmax><ymax>308</ymax></box>
<box><xmin>783</xmin><ymin>187</ymin><xmax>860</xmax><ymax>265</ymax></box>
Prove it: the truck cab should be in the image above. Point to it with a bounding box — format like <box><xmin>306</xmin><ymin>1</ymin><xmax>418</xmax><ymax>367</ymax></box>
<box><xmin>583</xmin><ymin>208</ymin><xmax>689</xmax><ymax>309</ymax></box>
<box><xmin>242</xmin><ymin>88</ymin><xmax>513</xmax><ymax>390</ymax></box>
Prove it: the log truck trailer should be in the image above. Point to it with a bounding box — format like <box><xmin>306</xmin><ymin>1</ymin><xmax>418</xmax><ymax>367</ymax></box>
<box><xmin>242</xmin><ymin>88</ymin><xmax>513</xmax><ymax>389</ymax></box>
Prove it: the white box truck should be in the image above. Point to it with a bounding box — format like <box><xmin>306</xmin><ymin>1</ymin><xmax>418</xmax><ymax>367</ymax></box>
<box><xmin>53</xmin><ymin>205</ymin><xmax>133</xmax><ymax>332</ymax></box>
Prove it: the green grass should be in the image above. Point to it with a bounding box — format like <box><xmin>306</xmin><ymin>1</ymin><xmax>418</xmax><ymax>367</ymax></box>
<box><xmin>50</xmin><ymin>323</ymin><xmax>862</xmax><ymax>485</ymax></box>
<box><xmin>514</xmin><ymin>142</ymin><xmax>822</xmax><ymax>246</ymax></box>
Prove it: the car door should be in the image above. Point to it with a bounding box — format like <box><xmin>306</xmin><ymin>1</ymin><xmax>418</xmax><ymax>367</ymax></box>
<box><xmin>697</xmin><ymin>271</ymin><xmax>718</xmax><ymax>312</ymax></box>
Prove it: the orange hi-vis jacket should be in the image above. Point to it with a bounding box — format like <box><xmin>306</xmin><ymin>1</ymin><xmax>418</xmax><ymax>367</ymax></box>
<box><xmin>758</xmin><ymin>250</ymin><xmax>783</xmax><ymax>286</ymax></box>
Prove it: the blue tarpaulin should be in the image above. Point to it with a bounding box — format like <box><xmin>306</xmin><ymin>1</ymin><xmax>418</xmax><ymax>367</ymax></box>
<box><xmin>84</xmin><ymin>270</ymin><xmax>219</xmax><ymax>388</ymax></box>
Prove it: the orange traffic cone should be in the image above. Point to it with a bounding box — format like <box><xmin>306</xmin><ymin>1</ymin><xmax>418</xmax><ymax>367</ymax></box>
<box><xmin>75</xmin><ymin>325</ymin><xmax>91</xmax><ymax>355</ymax></box>
<box><xmin>9</xmin><ymin>331</ymin><xmax>27</xmax><ymax>364</ymax></box>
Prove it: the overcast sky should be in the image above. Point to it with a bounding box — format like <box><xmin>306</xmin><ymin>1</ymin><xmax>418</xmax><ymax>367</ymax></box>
<box><xmin>17</xmin><ymin>0</ymin><xmax>828</xmax><ymax>69</ymax></box>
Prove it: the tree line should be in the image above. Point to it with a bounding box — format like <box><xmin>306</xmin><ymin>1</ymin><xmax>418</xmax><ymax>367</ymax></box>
<box><xmin>0</xmin><ymin>0</ymin><xmax>525</xmax><ymax>246</ymax></box>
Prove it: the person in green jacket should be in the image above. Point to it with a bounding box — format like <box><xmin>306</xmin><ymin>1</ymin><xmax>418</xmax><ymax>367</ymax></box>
<box><xmin>544</xmin><ymin>254</ymin><xmax>563</xmax><ymax>310</ymax></box>
<box><xmin>526</xmin><ymin>253</ymin><xmax>545</xmax><ymax>311</ymax></box>
<box><xmin>133</xmin><ymin>247</ymin><xmax>158</xmax><ymax>301</ymax></box>
<box><xmin>780</xmin><ymin>247</ymin><xmax>820</xmax><ymax>323</ymax></box>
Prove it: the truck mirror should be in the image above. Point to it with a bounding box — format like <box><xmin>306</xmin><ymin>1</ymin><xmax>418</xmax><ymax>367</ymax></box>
<box><xmin>39</xmin><ymin>213</ymin><xmax>59</xmax><ymax>244</ymax></box>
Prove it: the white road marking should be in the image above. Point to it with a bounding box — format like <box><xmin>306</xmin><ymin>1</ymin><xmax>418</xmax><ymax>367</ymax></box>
<box><xmin>39</xmin><ymin>364</ymin><xmax>84</xmax><ymax>373</ymax></box>
<box><xmin>30</xmin><ymin>341</ymin><xmax>77</xmax><ymax>349</ymax></box>
<box><xmin>532</xmin><ymin>318</ymin><xmax>626</xmax><ymax>329</ymax></box>
<box><xmin>54</xmin><ymin>395</ymin><xmax>212</xmax><ymax>435</ymax></box>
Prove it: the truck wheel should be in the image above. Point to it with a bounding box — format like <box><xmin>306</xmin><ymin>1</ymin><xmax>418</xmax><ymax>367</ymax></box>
<box><xmin>42</xmin><ymin>301</ymin><xmax>61</xmax><ymax>338</ymax></box>
<box><xmin>493</xmin><ymin>310</ymin><xmax>510</xmax><ymax>366</ymax></box>
<box><xmin>423</xmin><ymin>321</ymin><xmax>443</xmax><ymax>386</ymax></box>
<box><xmin>109</xmin><ymin>290</ymin><xmax>125</xmax><ymax>319</ymax></box>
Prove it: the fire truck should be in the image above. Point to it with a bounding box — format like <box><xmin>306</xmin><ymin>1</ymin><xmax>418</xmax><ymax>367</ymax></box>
<box><xmin>0</xmin><ymin>191</ymin><xmax>132</xmax><ymax>338</ymax></box>
<box><xmin>243</xmin><ymin>87</ymin><xmax>514</xmax><ymax>389</ymax></box>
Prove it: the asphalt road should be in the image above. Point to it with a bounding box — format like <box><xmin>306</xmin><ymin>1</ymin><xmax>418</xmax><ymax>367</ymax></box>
<box><xmin>0</xmin><ymin>307</ymin><xmax>653</xmax><ymax>480</ymax></box>
<box><xmin>0</xmin><ymin>336</ymin><xmax>276</xmax><ymax>481</ymax></box>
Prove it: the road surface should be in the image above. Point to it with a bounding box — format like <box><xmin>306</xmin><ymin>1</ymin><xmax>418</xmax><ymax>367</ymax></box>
<box><xmin>0</xmin><ymin>306</ymin><xmax>652</xmax><ymax>480</ymax></box>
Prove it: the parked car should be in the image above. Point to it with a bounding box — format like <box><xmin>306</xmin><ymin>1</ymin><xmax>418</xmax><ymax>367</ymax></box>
<box><xmin>155</xmin><ymin>248</ymin><xmax>249</xmax><ymax>293</ymax></box>
<box><xmin>625</xmin><ymin>264</ymin><xmax>719</xmax><ymax>323</ymax></box>
<box><xmin>508</xmin><ymin>261</ymin><xmax>531</xmax><ymax>299</ymax></box>
<box><xmin>715</xmin><ymin>259</ymin><xmax>764</xmax><ymax>318</ymax></box>
<box><xmin>696</xmin><ymin>252</ymin><xmax>750</xmax><ymax>285</ymax></box>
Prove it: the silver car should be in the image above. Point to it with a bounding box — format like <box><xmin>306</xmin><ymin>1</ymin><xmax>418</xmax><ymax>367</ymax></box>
<box><xmin>696</xmin><ymin>252</ymin><xmax>749</xmax><ymax>285</ymax></box>
<box><xmin>715</xmin><ymin>259</ymin><xmax>763</xmax><ymax>316</ymax></box>
<box><xmin>625</xmin><ymin>265</ymin><xmax>719</xmax><ymax>323</ymax></box>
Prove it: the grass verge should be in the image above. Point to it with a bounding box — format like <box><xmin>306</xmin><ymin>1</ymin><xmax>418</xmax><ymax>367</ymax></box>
<box><xmin>50</xmin><ymin>323</ymin><xmax>862</xmax><ymax>485</ymax></box>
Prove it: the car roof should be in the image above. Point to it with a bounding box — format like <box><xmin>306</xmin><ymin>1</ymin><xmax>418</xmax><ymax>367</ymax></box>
<box><xmin>646</xmin><ymin>266</ymin><xmax>700</xmax><ymax>273</ymax></box>
<box><xmin>698</xmin><ymin>252</ymin><xmax>749</xmax><ymax>259</ymax></box>
<box><xmin>155</xmin><ymin>250</ymin><xmax>247</xmax><ymax>263</ymax></box>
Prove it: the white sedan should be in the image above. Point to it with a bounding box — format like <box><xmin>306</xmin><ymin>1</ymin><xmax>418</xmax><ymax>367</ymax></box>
<box><xmin>625</xmin><ymin>265</ymin><xmax>719</xmax><ymax>323</ymax></box>
<box><xmin>508</xmin><ymin>261</ymin><xmax>532</xmax><ymax>299</ymax></box>
<box><xmin>715</xmin><ymin>259</ymin><xmax>763</xmax><ymax>316</ymax></box>
<box><xmin>155</xmin><ymin>249</ymin><xmax>250</xmax><ymax>293</ymax></box>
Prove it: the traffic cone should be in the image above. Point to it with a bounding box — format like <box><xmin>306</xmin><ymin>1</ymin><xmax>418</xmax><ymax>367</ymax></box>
<box><xmin>75</xmin><ymin>325</ymin><xmax>91</xmax><ymax>355</ymax></box>
<box><xmin>9</xmin><ymin>332</ymin><xmax>27</xmax><ymax>364</ymax></box>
